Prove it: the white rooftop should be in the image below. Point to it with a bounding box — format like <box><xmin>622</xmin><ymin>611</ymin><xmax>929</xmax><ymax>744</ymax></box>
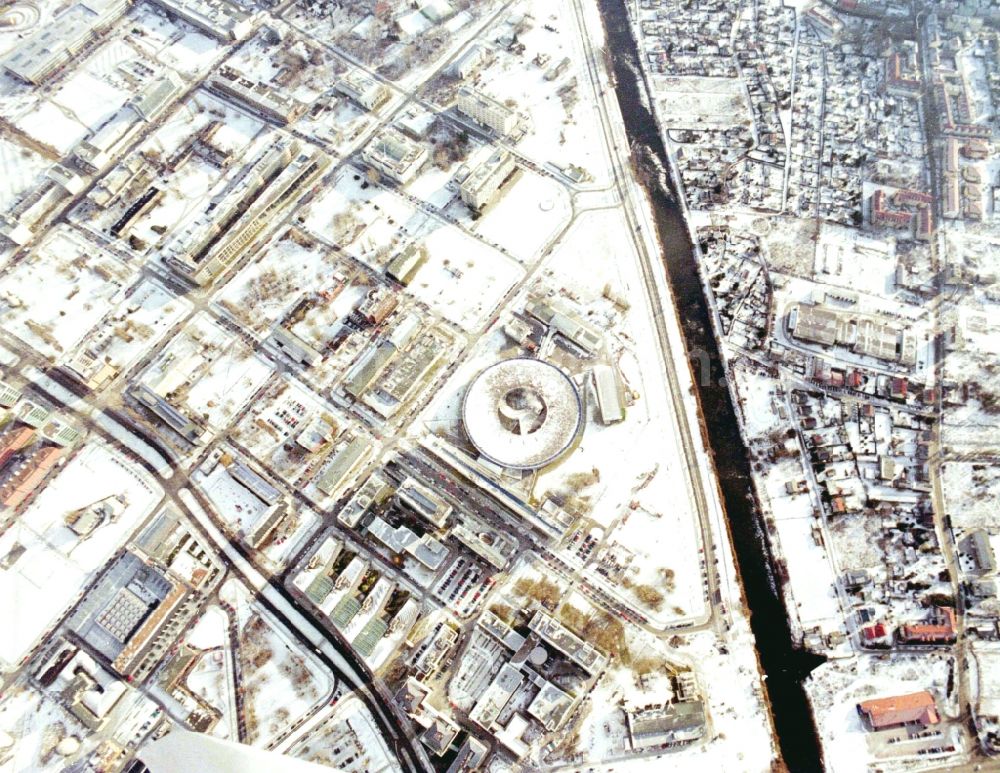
<box><xmin>462</xmin><ymin>358</ymin><xmax>581</xmax><ymax>470</ymax></box>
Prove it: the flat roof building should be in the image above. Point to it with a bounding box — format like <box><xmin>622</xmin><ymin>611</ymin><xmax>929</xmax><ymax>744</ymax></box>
<box><xmin>270</xmin><ymin>325</ymin><xmax>325</xmax><ymax>368</ymax></box>
<box><xmin>593</xmin><ymin>365</ymin><xmax>625</xmax><ymax>425</ymax></box>
<box><xmin>396</xmin><ymin>476</ymin><xmax>452</xmax><ymax>528</ymax></box>
<box><xmin>337</xmin><ymin>70</ymin><xmax>389</xmax><ymax>111</ymax></box>
<box><xmin>147</xmin><ymin>0</ymin><xmax>259</xmax><ymax>41</ymax></box>
<box><xmin>164</xmin><ymin>139</ymin><xmax>329</xmax><ymax>285</ymax></box>
<box><xmin>528</xmin><ymin>610</ymin><xmax>607</xmax><ymax>673</ymax></box>
<box><xmin>131</xmin><ymin>383</ymin><xmax>206</xmax><ymax>444</ymax></box>
<box><xmin>457</xmin><ymin>87</ymin><xmax>518</xmax><ymax>136</ymax></box>
<box><xmin>626</xmin><ymin>700</ymin><xmax>707</xmax><ymax>749</ymax></box>
<box><xmin>2</xmin><ymin>0</ymin><xmax>129</xmax><ymax>85</ymax></box>
<box><xmin>315</xmin><ymin>436</ymin><xmax>369</xmax><ymax>497</ymax></box>
<box><xmin>337</xmin><ymin>473</ymin><xmax>393</xmax><ymax>529</ymax></box>
<box><xmin>76</xmin><ymin>73</ymin><xmax>183</xmax><ymax>172</ymax></box>
<box><xmin>207</xmin><ymin>66</ymin><xmax>306</xmax><ymax>125</ymax></box>
<box><xmin>368</xmin><ymin>516</ymin><xmax>449</xmax><ymax>570</ymax></box>
<box><xmin>789</xmin><ymin>303</ymin><xmax>840</xmax><ymax>346</ymax></box>
<box><xmin>0</xmin><ymin>380</ymin><xmax>23</xmax><ymax>410</ymax></box>
<box><xmin>451</xmin><ymin>43</ymin><xmax>490</xmax><ymax>79</ymax></box>
<box><xmin>386</xmin><ymin>244</ymin><xmax>426</xmax><ymax>285</ymax></box>
<box><xmin>460</xmin><ymin>148</ymin><xmax>516</xmax><ymax>210</ymax></box>
<box><xmin>525</xmin><ymin>298</ymin><xmax>602</xmax><ymax>355</ymax></box>
<box><xmin>362</xmin><ymin>128</ymin><xmax>428</xmax><ymax>184</ymax></box>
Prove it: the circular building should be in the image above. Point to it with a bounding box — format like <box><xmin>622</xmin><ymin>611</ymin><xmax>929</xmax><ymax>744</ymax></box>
<box><xmin>462</xmin><ymin>358</ymin><xmax>582</xmax><ymax>470</ymax></box>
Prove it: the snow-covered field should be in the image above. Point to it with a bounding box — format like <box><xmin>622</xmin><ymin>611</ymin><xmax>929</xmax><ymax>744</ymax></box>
<box><xmin>0</xmin><ymin>227</ymin><xmax>136</xmax><ymax>359</ymax></box>
<box><xmin>406</xmin><ymin>217</ymin><xmax>524</xmax><ymax>331</ymax></box>
<box><xmin>807</xmin><ymin>653</ymin><xmax>967</xmax><ymax>773</ymax></box>
<box><xmin>463</xmin><ymin>0</ymin><xmax>614</xmax><ymax>186</ymax></box>
<box><xmin>0</xmin><ymin>442</ymin><xmax>162</xmax><ymax>670</ymax></box>
<box><xmin>0</xmin><ymin>137</ymin><xmax>49</xmax><ymax>212</ymax></box>
<box><xmin>0</xmin><ymin>684</ymin><xmax>89</xmax><ymax>772</ymax></box>
<box><xmin>470</xmin><ymin>168</ymin><xmax>572</xmax><ymax>263</ymax></box>
<box><xmin>220</xmin><ymin>579</ymin><xmax>333</xmax><ymax>747</ymax></box>
<box><xmin>136</xmin><ymin>314</ymin><xmax>273</xmax><ymax>433</ymax></box>
<box><xmin>302</xmin><ymin>167</ymin><xmax>425</xmax><ymax>260</ymax></box>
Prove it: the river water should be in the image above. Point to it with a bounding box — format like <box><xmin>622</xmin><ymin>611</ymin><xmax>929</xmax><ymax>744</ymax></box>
<box><xmin>594</xmin><ymin>0</ymin><xmax>827</xmax><ymax>770</ymax></box>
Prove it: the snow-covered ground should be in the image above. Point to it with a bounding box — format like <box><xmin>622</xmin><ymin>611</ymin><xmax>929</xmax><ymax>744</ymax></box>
<box><xmin>807</xmin><ymin>653</ymin><xmax>968</xmax><ymax>772</ymax></box>
<box><xmin>0</xmin><ymin>442</ymin><xmax>162</xmax><ymax>671</ymax></box>
<box><xmin>220</xmin><ymin>579</ymin><xmax>333</xmax><ymax>748</ymax></box>
<box><xmin>0</xmin><ymin>227</ymin><xmax>137</xmax><ymax>360</ymax></box>
<box><xmin>136</xmin><ymin>313</ymin><xmax>273</xmax><ymax>434</ymax></box>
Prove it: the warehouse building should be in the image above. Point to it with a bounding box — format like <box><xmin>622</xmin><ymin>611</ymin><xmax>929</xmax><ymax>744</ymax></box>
<box><xmin>788</xmin><ymin>303</ymin><xmax>917</xmax><ymax>365</ymax></box>
<box><xmin>315</xmin><ymin>436</ymin><xmax>370</xmax><ymax>497</ymax></box>
<box><xmin>76</xmin><ymin>73</ymin><xmax>184</xmax><ymax>172</ymax></box>
<box><xmin>525</xmin><ymin>298</ymin><xmax>603</xmax><ymax>355</ymax></box>
<box><xmin>592</xmin><ymin>364</ymin><xmax>624</xmax><ymax>425</ymax></box>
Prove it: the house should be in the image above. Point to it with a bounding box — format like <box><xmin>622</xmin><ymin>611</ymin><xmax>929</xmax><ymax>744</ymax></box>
<box><xmin>857</xmin><ymin>691</ymin><xmax>939</xmax><ymax>730</ymax></box>
<box><xmin>861</xmin><ymin>623</ymin><xmax>889</xmax><ymax>646</ymax></box>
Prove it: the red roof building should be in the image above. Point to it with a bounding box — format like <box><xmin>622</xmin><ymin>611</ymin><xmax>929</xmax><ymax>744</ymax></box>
<box><xmin>861</xmin><ymin>623</ymin><xmax>887</xmax><ymax>643</ymax></box>
<box><xmin>0</xmin><ymin>445</ymin><xmax>63</xmax><ymax>511</ymax></box>
<box><xmin>0</xmin><ymin>427</ymin><xmax>35</xmax><ymax>471</ymax></box>
<box><xmin>898</xmin><ymin>607</ymin><xmax>957</xmax><ymax>645</ymax></box>
<box><xmin>890</xmin><ymin>377</ymin><xmax>908</xmax><ymax>400</ymax></box>
<box><xmin>857</xmin><ymin>691</ymin><xmax>939</xmax><ymax>730</ymax></box>
<box><xmin>872</xmin><ymin>190</ymin><xmax>912</xmax><ymax>228</ymax></box>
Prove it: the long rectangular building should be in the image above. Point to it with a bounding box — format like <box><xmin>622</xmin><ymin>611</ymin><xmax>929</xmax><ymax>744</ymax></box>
<box><xmin>164</xmin><ymin>139</ymin><xmax>329</xmax><ymax>286</ymax></box>
<box><xmin>207</xmin><ymin>66</ymin><xmax>306</xmax><ymax>124</ymax></box>
<box><xmin>460</xmin><ymin>148</ymin><xmax>515</xmax><ymax>209</ymax></box>
<box><xmin>2</xmin><ymin>0</ymin><xmax>129</xmax><ymax>85</ymax></box>
<box><xmin>457</xmin><ymin>87</ymin><xmax>518</xmax><ymax>136</ymax></box>
<box><xmin>0</xmin><ymin>446</ymin><xmax>63</xmax><ymax>510</ymax></box>
<box><xmin>147</xmin><ymin>0</ymin><xmax>259</xmax><ymax>41</ymax></box>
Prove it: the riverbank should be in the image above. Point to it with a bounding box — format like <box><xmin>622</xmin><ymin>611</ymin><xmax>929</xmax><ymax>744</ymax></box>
<box><xmin>594</xmin><ymin>0</ymin><xmax>827</xmax><ymax>770</ymax></box>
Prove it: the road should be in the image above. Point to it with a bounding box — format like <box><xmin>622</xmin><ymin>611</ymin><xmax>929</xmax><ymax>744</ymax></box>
<box><xmin>0</xmin><ymin>0</ymin><xmax>754</xmax><ymax>767</ymax></box>
<box><xmin>0</xmin><ymin>334</ymin><xmax>431</xmax><ymax>773</ymax></box>
<box><xmin>570</xmin><ymin>0</ymin><xmax>731</xmax><ymax>636</ymax></box>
